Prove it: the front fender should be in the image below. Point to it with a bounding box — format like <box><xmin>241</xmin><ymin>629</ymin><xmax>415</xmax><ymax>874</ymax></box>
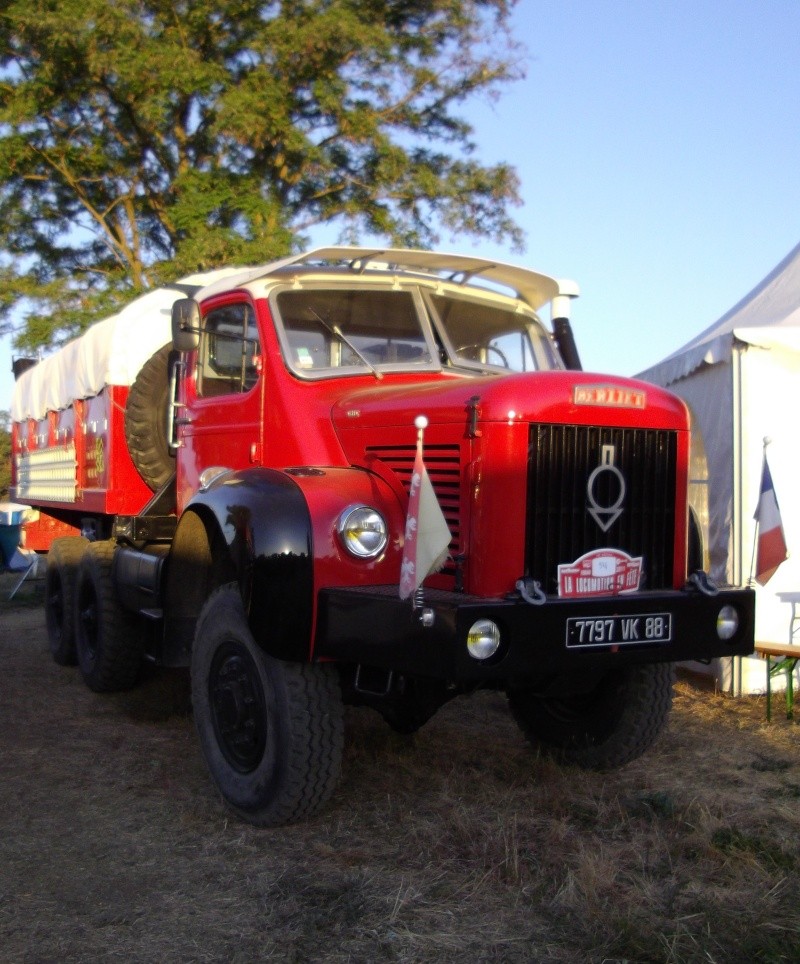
<box><xmin>184</xmin><ymin>468</ymin><xmax>313</xmax><ymax>661</ymax></box>
<box><xmin>181</xmin><ymin>465</ymin><xmax>406</xmax><ymax>663</ymax></box>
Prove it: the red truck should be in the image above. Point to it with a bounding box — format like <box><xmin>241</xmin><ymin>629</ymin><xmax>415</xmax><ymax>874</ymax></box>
<box><xmin>11</xmin><ymin>247</ymin><xmax>755</xmax><ymax>826</ymax></box>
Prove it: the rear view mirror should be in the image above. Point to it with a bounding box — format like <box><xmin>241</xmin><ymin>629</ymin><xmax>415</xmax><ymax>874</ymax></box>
<box><xmin>171</xmin><ymin>298</ymin><xmax>201</xmax><ymax>352</ymax></box>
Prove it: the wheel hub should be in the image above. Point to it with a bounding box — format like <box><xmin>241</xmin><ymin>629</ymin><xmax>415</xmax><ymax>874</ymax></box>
<box><xmin>210</xmin><ymin>643</ymin><xmax>267</xmax><ymax>773</ymax></box>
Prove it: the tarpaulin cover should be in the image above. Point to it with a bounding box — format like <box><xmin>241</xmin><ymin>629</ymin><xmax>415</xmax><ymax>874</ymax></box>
<box><xmin>11</xmin><ymin>268</ymin><xmax>246</xmax><ymax>422</ymax></box>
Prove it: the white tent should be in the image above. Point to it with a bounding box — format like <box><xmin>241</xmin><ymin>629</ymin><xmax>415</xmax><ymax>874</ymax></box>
<box><xmin>638</xmin><ymin>242</ymin><xmax>800</xmax><ymax>686</ymax></box>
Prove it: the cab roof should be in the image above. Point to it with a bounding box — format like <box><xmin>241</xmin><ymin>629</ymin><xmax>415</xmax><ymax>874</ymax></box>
<box><xmin>196</xmin><ymin>246</ymin><xmax>578</xmax><ymax>312</ymax></box>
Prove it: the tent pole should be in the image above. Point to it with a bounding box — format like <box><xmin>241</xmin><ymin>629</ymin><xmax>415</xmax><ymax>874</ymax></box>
<box><xmin>732</xmin><ymin>342</ymin><xmax>745</xmax><ymax>587</ymax></box>
<box><xmin>732</xmin><ymin>343</ymin><xmax>745</xmax><ymax>695</ymax></box>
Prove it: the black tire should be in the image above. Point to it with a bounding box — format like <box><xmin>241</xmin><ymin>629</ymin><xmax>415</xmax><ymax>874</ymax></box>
<box><xmin>377</xmin><ymin>677</ymin><xmax>450</xmax><ymax>735</ymax></box>
<box><xmin>45</xmin><ymin>536</ymin><xmax>88</xmax><ymax>665</ymax></box>
<box><xmin>507</xmin><ymin>663</ymin><xmax>675</xmax><ymax>770</ymax></box>
<box><xmin>191</xmin><ymin>585</ymin><xmax>344</xmax><ymax>827</ymax></box>
<box><xmin>74</xmin><ymin>540</ymin><xmax>144</xmax><ymax>692</ymax></box>
<box><xmin>124</xmin><ymin>343</ymin><xmax>174</xmax><ymax>491</ymax></box>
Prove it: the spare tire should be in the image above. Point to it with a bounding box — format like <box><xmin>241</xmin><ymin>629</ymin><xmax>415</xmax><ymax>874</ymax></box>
<box><xmin>124</xmin><ymin>343</ymin><xmax>175</xmax><ymax>491</ymax></box>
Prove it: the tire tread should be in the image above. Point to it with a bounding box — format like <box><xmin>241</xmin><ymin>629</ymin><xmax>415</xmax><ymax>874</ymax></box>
<box><xmin>509</xmin><ymin>663</ymin><xmax>675</xmax><ymax>770</ymax></box>
<box><xmin>192</xmin><ymin>585</ymin><xmax>344</xmax><ymax>827</ymax></box>
<box><xmin>45</xmin><ymin>536</ymin><xmax>87</xmax><ymax>665</ymax></box>
<box><xmin>75</xmin><ymin>540</ymin><xmax>143</xmax><ymax>692</ymax></box>
<box><xmin>124</xmin><ymin>343</ymin><xmax>174</xmax><ymax>491</ymax></box>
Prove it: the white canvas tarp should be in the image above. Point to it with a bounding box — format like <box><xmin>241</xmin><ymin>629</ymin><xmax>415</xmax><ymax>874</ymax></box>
<box><xmin>639</xmin><ymin>241</ymin><xmax>800</xmax><ymax>662</ymax></box>
<box><xmin>11</xmin><ymin>268</ymin><xmax>246</xmax><ymax>422</ymax></box>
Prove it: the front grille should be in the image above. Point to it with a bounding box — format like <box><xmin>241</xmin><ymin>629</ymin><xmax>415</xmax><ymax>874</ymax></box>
<box><xmin>365</xmin><ymin>443</ymin><xmax>461</xmax><ymax>572</ymax></box>
<box><xmin>526</xmin><ymin>425</ymin><xmax>678</xmax><ymax>593</ymax></box>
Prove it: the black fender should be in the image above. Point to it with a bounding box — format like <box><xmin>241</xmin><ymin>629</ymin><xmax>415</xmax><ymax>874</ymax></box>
<box><xmin>687</xmin><ymin>505</ymin><xmax>706</xmax><ymax>576</ymax></box>
<box><xmin>162</xmin><ymin>468</ymin><xmax>312</xmax><ymax>664</ymax></box>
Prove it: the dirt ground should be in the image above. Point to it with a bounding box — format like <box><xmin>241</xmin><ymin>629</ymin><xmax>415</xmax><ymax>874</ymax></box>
<box><xmin>1</xmin><ymin>570</ymin><xmax>799</xmax><ymax>963</ymax></box>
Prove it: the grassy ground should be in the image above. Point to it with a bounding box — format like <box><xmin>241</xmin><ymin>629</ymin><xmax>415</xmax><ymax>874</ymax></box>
<box><xmin>1</xmin><ymin>571</ymin><xmax>799</xmax><ymax>963</ymax></box>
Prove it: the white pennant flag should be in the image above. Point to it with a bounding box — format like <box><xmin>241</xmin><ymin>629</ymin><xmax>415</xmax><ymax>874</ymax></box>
<box><xmin>399</xmin><ymin>416</ymin><xmax>451</xmax><ymax>601</ymax></box>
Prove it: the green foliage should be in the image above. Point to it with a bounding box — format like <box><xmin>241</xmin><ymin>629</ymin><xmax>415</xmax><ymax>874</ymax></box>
<box><xmin>0</xmin><ymin>0</ymin><xmax>524</xmax><ymax>350</ymax></box>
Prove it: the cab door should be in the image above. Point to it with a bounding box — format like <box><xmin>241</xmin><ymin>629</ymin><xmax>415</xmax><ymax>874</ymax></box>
<box><xmin>176</xmin><ymin>297</ymin><xmax>263</xmax><ymax>510</ymax></box>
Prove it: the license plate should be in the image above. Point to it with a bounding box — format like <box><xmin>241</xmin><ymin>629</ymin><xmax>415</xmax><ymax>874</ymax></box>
<box><xmin>566</xmin><ymin>612</ymin><xmax>673</xmax><ymax>649</ymax></box>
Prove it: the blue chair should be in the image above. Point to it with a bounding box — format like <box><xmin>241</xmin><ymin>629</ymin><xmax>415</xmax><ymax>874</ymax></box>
<box><xmin>0</xmin><ymin>504</ymin><xmax>40</xmax><ymax>599</ymax></box>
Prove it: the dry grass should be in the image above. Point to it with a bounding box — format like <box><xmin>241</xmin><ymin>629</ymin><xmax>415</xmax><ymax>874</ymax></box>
<box><xmin>1</xmin><ymin>570</ymin><xmax>799</xmax><ymax>962</ymax></box>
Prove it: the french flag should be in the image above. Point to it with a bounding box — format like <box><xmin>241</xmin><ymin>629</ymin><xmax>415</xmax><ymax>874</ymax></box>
<box><xmin>754</xmin><ymin>454</ymin><xmax>788</xmax><ymax>586</ymax></box>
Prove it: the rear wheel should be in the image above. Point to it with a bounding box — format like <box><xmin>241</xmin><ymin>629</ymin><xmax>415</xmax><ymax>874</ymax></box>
<box><xmin>75</xmin><ymin>540</ymin><xmax>143</xmax><ymax>692</ymax></box>
<box><xmin>375</xmin><ymin>677</ymin><xmax>451</xmax><ymax>735</ymax></box>
<box><xmin>45</xmin><ymin>536</ymin><xmax>88</xmax><ymax>665</ymax></box>
<box><xmin>191</xmin><ymin>585</ymin><xmax>344</xmax><ymax>826</ymax></box>
<box><xmin>508</xmin><ymin>663</ymin><xmax>674</xmax><ymax>770</ymax></box>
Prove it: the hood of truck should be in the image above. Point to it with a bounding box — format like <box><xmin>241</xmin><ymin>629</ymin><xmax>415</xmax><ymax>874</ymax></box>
<box><xmin>331</xmin><ymin>369</ymin><xmax>688</xmax><ymax>451</ymax></box>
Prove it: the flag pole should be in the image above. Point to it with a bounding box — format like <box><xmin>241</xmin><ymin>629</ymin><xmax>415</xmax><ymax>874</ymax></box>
<box><xmin>412</xmin><ymin>416</ymin><xmax>427</xmax><ymax>612</ymax></box>
<box><xmin>398</xmin><ymin>413</ymin><xmax>451</xmax><ymax>615</ymax></box>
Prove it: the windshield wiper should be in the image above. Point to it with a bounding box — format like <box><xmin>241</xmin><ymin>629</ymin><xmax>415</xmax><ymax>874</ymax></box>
<box><xmin>308</xmin><ymin>308</ymin><xmax>382</xmax><ymax>380</ymax></box>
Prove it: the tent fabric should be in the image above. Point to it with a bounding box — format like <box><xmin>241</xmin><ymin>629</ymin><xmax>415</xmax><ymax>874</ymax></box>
<box><xmin>639</xmin><ymin>239</ymin><xmax>800</xmax><ymax>386</ymax></box>
<box><xmin>638</xmin><ymin>241</ymin><xmax>800</xmax><ymax>656</ymax></box>
<box><xmin>676</xmin><ymin>363</ymin><xmax>734</xmax><ymax>582</ymax></box>
<box><xmin>11</xmin><ymin>268</ymin><xmax>246</xmax><ymax>422</ymax></box>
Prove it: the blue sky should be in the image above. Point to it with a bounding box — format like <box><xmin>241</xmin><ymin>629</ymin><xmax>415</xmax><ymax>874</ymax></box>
<box><xmin>460</xmin><ymin>0</ymin><xmax>800</xmax><ymax>378</ymax></box>
<box><xmin>3</xmin><ymin>0</ymin><xmax>800</xmax><ymax>411</ymax></box>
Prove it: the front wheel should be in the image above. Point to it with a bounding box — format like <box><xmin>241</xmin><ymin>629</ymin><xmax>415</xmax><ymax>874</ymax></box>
<box><xmin>191</xmin><ymin>586</ymin><xmax>344</xmax><ymax>826</ymax></box>
<box><xmin>507</xmin><ymin>663</ymin><xmax>674</xmax><ymax>770</ymax></box>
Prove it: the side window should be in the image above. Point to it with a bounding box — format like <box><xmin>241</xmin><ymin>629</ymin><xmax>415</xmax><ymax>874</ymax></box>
<box><xmin>197</xmin><ymin>303</ymin><xmax>260</xmax><ymax>398</ymax></box>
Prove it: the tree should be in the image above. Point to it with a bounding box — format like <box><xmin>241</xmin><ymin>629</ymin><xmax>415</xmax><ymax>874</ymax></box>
<box><xmin>0</xmin><ymin>0</ymin><xmax>524</xmax><ymax>352</ymax></box>
<box><xmin>0</xmin><ymin>410</ymin><xmax>11</xmax><ymax>499</ymax></box>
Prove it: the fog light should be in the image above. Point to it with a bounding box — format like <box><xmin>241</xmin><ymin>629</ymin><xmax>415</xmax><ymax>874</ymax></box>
<box><xmin>716</xmin><ymin>605</ymin><xmax>739</xmax><ymax>640</ymax></box>
<box><xmin>467</xmin><ymin>619</ymin><xmax>501</xmax><ymax>660</ymax></box>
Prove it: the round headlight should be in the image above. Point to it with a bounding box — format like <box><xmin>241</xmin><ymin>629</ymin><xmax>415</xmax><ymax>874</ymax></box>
<box><xmin>716</xmin><ymin>604</ymin><xmax>739</xmax><ymax>640</ymax></box>
<box><xmin>337</xmin><ymin>505</ymin><xmax>388</xmax><ymax>559</ymax></box>
<box><xmin>466</xmin><ymin>619</ymin><xmax>501</xmax><ymax>661</ymax></box>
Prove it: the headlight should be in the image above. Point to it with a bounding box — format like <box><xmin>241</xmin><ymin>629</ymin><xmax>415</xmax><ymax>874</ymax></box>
<box><xmin>716</xmin><ymin>605</ymin><xmax>739</xmax><ymax>640</ymax></box>
<box><xmin>337</xmin><ymin>505</ymin><xmax>388</xmax><ymax>559</ymax></box>
<box><xmin>466</xmin><ymin>619</ymin><xmax>501</xmax><ymax>660</ymax></box>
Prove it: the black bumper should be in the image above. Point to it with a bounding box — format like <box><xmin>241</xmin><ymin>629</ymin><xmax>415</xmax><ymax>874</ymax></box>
<box><xmin>315</xmin><ymin>585</ymin><xmax>755</xmax><ymax>684</ymax></box>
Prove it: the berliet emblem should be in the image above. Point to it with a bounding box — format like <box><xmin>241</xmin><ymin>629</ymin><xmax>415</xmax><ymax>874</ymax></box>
<box><xmin>587</xmin><ymin>444</ymin><xmax>626</xmax><ymax>532</ymax></box>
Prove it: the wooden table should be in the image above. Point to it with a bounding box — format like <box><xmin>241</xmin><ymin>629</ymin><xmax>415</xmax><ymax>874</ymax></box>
<box><xmin>755</xmin><ymin>641</ymin><xmax>800</xmax><ymax>720</ymax></box>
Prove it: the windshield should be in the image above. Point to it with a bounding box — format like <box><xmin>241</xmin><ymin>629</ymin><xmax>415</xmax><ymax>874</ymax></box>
<box><xmin>274</xmin><ymin>287</ymin><xmax>437</xmax><ymax>377</ymax></box>
<box><xmin>427</xmin><ymin>292</ymin><xmax>563</xmax><ymax>373</ymax></box>
<box><xmin>273</xmin><ymin>283</ymin><xmax>562</xmax><ymax>378</ymax></box>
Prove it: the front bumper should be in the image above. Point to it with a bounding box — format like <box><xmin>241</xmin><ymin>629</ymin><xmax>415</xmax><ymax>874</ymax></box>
<box><xmin>315</xmin><ymin>585</ymin><xmax>755</xmax><ymax>684</ymax></box>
